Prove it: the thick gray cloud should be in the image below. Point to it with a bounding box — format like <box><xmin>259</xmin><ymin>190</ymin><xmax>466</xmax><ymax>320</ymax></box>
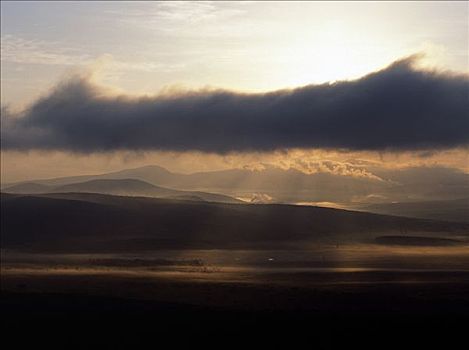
<box><xmin>2</xmin><ymin>56</ymin><xmax>468</xmax><ymax>153</ymax></box>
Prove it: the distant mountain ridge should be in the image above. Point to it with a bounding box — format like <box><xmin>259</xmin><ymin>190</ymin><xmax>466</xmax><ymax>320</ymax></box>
<box><xmin>3</xmin><ymin>163</ymin><xmax>469</xmax><ymax>206</ymax></box>
<box><xmin>0</xmin><ymin>164</ymin><xmax>394</xmax><ymax>202</ymax></box>
<box><xmin>3</xmin><ymin>182</ymin><xmax>51</xmax><ymax>194</ymax></box>
<box><xmin>54</xmin><ymin>179</ymin><xmax>177</xmax><ymax>196</ymax></box>
<box><xmin>3</xmin><ymin>178</ymin><xmax>243</xmax><ymax>204</ymax></box>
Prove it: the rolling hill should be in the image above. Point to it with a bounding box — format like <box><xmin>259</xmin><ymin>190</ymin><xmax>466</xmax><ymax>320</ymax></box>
<box><xmin>3</xmin><ymin>164</ymin><xmax>468</xmax><ymax>223</ymax></box>
<box><xmin>3</xmin><ymin>178</ymin><xmax>242</xmax><ymax>204</ymax></box>
<box><xmin>4</xmin><ymin>164</ymin><xmax>468</xmax><ymax>205</ymax></box>
<box><xmin>353</xmin><ymin>198</ymin><xmax>469</xmax><ymax>223</ymax></box>
<box><xmin>2</xmin><ymin>192</ymin><xmax>468</xmax><ymax>253</ymax></box>
<box><xmin>2</xmin><ymin>182</ymin><xmax>52</xmax><ymax>194</ymax></box>
<box><xmin>1</xmin><ymin>165</ymin><xmax>388</xmax><ymax>202</ymax></box>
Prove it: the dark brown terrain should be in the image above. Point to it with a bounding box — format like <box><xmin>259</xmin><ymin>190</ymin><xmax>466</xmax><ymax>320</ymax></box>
<box><xmin>1</xmin><ymin>191</ymin><xmax>468</xmax><ymax>349</ymax></box>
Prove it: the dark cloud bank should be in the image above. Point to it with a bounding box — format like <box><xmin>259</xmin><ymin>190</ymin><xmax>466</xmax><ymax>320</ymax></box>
<box><xmin>2</xmin><ymin>56</ymin><xmax>468</xmax><ymax>153</ymax></box>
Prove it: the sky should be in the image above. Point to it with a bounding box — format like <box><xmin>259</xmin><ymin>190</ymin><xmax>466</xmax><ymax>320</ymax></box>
<box><xmin>1</xmin><ymin>1</ymin><xmax>468</xmax><ymax>183</ymax></box>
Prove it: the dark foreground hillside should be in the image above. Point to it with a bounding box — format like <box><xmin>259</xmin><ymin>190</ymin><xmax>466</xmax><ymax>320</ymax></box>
<box><xmin>2</xmin><ymin>192</ymin><xmax>468</xmax><ymax>252</ymax></box>
<box><xmin>2</xmin><ymin>192</ymin><xmax>468</xmax><ymax>349</ymax></box>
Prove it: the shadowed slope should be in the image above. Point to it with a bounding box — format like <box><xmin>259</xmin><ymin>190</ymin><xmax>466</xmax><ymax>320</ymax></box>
<box><xmin>354</xmin><ymin>198</ymin><xmax>469</xmax><ymax>223</ymax></box>
<box><xmin>2</xmin><ymin>192</ymin><xmax>467</xmax><ymax>252</ymax></box>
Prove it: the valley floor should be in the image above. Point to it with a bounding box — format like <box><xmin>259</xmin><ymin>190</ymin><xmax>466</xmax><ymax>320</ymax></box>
<box><xmin>2</xmin><ymin>245</ymin><xmax>469</xmax><ymax>349</ymax></box>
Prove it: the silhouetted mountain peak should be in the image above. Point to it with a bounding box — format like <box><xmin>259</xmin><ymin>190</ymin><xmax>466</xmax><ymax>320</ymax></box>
<box><xmin>112</xmin><ymin>164</ymin><xmax>173</xmax><ymax>175</ymax></box>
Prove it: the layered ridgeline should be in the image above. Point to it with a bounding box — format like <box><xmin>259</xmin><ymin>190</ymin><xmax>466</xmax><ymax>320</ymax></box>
<box><xmin>3</xmin><ymin>164</ymin><xmax>468</xmax><ymax>222</ymax></box>
<box><xmin>3</xmin><ymin>178</ymin><xmax>242</xmax><ymax>204</ymax></box>
<box><xmin>2</xmin><ymin>192</ymin><xmax>468</xmax><ymax>253</ymax></box>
